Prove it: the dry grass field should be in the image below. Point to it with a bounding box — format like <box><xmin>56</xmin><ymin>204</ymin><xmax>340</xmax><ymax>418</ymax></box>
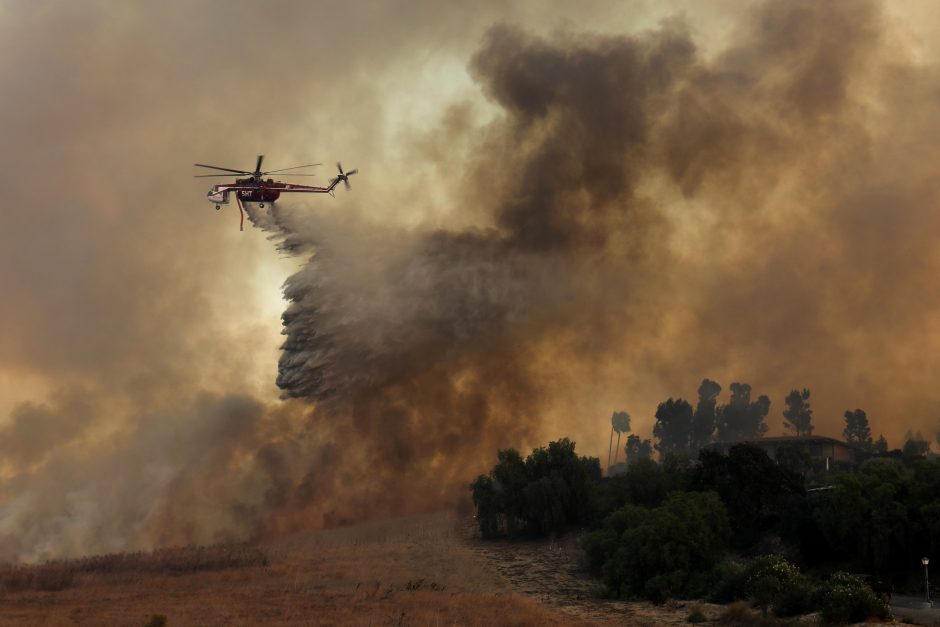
<box><xmin>0</xmin><ymin>512</ymin><xmax>722</xmax><ymax>626</ymax></box>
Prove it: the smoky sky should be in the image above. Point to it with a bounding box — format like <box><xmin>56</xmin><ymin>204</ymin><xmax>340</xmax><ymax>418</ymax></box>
<box><xmin>2</xmin><ymin>0</ymin><xmax>940</xmax><ymax>561</ymax></box>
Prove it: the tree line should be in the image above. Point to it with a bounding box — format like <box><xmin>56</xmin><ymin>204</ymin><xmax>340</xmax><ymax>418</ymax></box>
<box><xmin>606</xmin><ymin>379</ymin><xmax>927</xmax><ymax>469</ymax></box>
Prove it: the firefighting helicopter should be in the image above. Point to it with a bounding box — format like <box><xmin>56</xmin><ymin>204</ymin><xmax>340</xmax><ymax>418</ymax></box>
<box><xmin>194</xmin><ymin>155</ymin><xmax>357</xmax><ymax>230</ymax></box>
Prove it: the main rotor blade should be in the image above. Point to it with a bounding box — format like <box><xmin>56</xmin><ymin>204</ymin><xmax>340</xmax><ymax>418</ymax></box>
<box><xmin>336</xmin><ymin>162</ymin><xmax>343</xmax><ymax>174</ymax></box>
<box><xmin>263</xmin><ymin>163</ymin><xmax>322</xmax><ymax>174</ymax></box>
<box><xmin>194</xmin><ymin>163</ymin><xmax>251</xmax><ymax>174</ymax></box>
<box><xmin>195</xmin><ymin>173</ymin><xmax>317</xmax><ymax>179</ymax></box>
<box><xmin>343</xmin><ymin>179</ymin><xmax>351</xmax><ymax>191</ymax></box>
<box><xmin>255</xmin><ymin>155</ymin><xmax>264</xmax><ymax>173</ymax></box>
<box><xmin>345</xmin><ymin>169</ymin><xmax>358</xmax><ymax>176</ymax></box>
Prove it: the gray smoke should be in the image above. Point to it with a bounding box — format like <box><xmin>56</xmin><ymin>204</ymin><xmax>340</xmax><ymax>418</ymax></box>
<box><xmin>247</xmin><ymin>0</ymin><xmax>940</xmax><ymax>529</ymax></box>
<box><xmin>3</xmin><ymin>0</ymin><xmax>940</xmax><ymax>562</ymax></box>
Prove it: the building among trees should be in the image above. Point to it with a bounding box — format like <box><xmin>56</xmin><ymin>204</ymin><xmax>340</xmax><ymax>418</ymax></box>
<box><xmin>709</xmin><ymin>435</ymin><xmax>861</xmax><ymax>466</ymax></box>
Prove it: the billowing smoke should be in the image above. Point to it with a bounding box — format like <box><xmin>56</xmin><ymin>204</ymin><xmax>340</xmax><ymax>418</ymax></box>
<box><xmin>235</xmin><ymin>20</ymin><xmax>706</xmax><ymax>527</ymax></box>
<box><xmin>245</xmin><ymin>0</ymin><xmax>937</xmax><ymax>531</ymax></box>
<box><xmin>3</xmin><ymin>0</ymin><xmax>940</xmax><ymax>561</ymax></box>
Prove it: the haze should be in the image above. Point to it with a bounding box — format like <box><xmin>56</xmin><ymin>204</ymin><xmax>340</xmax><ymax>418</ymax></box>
<box><xmin>1</xmin><ymin>0</ymin><xmax>939</xmax><ymax>561</ymax></box>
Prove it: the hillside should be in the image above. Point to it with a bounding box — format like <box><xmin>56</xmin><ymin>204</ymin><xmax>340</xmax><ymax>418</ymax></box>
<box><xmin>0</xmin><ymin>511</ymin><xmax>718</xmax><ymax>626</ymax></box>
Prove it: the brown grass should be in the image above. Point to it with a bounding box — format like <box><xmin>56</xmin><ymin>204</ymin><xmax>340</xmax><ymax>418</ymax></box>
<box><xmin>0</xmin><ymin>512</ymin><xmax>735</xmax><ymax>625</ymax></box>
<box><xmin>0</xmin><ymin>512</ymin><xmax>584</xmax><ymax>626</ymax></box>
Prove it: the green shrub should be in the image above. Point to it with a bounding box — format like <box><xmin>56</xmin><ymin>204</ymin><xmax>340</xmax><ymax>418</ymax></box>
<box><xmin>707</xmin><ymin>560</ymin><xmax>745</xmax><ymax>603</ymax></box>
<box><xmin>814</xmin><ymin>571</ymin><xmax>888</xmax><ymax>624</ymax></box>
<box><xmin>771</xmin><ymin>578</ymin><xmax>814</xmax><ymax>617</ymax></box>
<box><xmin>585</xmin><ymin>491</ymin><xmax>730</xmax><ymax>600</ymax></box>
<box><xmin>741</xmin><ymin>554</ymin><xmax>812</xmax><ymax>616</ymax></box>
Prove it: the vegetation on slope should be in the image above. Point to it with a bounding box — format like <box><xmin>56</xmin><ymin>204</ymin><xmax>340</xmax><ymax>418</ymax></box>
<box><xmin>471</xmin><ymin>436</ymin><xmax>937</xmax><ymax>621</ymax></box>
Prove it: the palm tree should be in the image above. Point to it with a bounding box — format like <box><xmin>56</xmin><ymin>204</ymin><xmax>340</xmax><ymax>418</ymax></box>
<box><xmin>608</xmin><ymin>411</ymin><xmax>631</xmax><ymax>470</ymax></box>
<box><xmin>608</xmin><ymin>416</ymin><xmax>615</xmax><ymax>472</ymax></box>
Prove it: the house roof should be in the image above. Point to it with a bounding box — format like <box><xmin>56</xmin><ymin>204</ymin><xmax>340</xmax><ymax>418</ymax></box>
<box><xmin>712</xmin><ymin>435</ymin><xmax>863</xmax><ymax>451</ymax></box>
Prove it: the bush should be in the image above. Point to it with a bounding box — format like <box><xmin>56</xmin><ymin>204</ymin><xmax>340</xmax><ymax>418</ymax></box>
<box><xmin>771</xmin><ymin>578</ymin><xmax>814</xmax><ymax>618</ymax></box>
<box><xmin>742</xmin><ymin>554</ymin><xmax>812</xmax><ymax>616</ymax></box>
<box><xmin>707</xmin><ymin>560</ymin><xmax>745</xmax><ymax>604</ymax></box>
<box><xmin>814</xmin><ymin>571</ymin><xmax>888</xmax><ymax>624</ymax></box>
<box><xmin>584</xmin><ymin>491</ymin><xmax>730</xmax><ymax>600</ymax></box>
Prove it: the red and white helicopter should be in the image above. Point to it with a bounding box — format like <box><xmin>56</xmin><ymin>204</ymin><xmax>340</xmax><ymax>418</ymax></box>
<box><xmin>194</xmin><ymin>155</ymin><xmax>357</xmax><ymax>230</ymax></box>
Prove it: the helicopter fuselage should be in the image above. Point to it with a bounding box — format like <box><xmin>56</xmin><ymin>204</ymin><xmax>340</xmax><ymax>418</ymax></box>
<box><xmin>207</xmin><ymin>180</ymin><xmax>288</xmax><ymax>205</ymax></box>
<box><xmin>206</xmin><ymin>177</ymin><xmax>347</xmax><ymax>207</ymax></box>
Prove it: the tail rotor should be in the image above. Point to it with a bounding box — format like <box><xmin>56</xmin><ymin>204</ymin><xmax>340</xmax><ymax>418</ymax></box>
<box><xmin>335</xmin><ymin>162</ymin><xmax>358</xmax><ymax>190</ymax></box>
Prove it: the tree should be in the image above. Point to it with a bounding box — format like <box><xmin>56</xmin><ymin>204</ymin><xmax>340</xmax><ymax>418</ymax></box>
<box><xmin>624</xmin><ymin>434</ymin><xmax>653</xmax><ymax>464</ymax></box>
<box><xmin>487</xmin><ymin>448</ymin><xmax>529</xmax><ymax>535</ymax></box>
<box><xmin>813</xmin><ymin>459</ymin><xmax>912</xmax><ymax>576</ymax></box>
<box><xmin>843</xmin><ymin>409</ymin><xmax>872</xmax><ymax>449</ymax></box>
<box><xmin>471</xmin><ymin>439</ymin><xmax>602</xmax><ymax>538</ymax></box>
<box><xmin>691</xmin><ymin>379</ymin><xmax>721</xmax><ymax>451</ymax></box>
<box><xmin>812</xmin><ymin>456</ymin><xmax>940</xmax><ymax>578</ymax></box>
<box><xmin>653</xmin><ymin>398</ymin><xmax>694</xmax><ymax>459</ymax></box>
<box><xmin>716</xmin><ymin>382</ymin><xmax>770</xmax><ymax>442</ymax></box>
<box><xmin>690</xmin><ymin>444</ymin><xmax>805</xmax><ymax>550</ymax></box>
<box><xmin>903</xmin><ymin>431</ymin><xmax>930</xmax><ymax>457</ymax></box>
<box><xmin>607</xmin><ymin>414</ymin><xmax>614</xmax><ymax>471</ymax></box>
<box><xmin>608</xmin><ymin>411</ymin><xmax>631</xmax><ymax>470</ymax></box>
<box><xmin>594</xmin><ymin>457</ymin><xmax>667</xmax><ymax>514</ymax></box>
<box><xmin>471</xmin><ymin>448</ymin><xmax>528</xmax><ymax>537</ymax></box>
<box><xmin>872</xmin><ymin>434</ymin><xmax>888</xmax><ymax>454</ymax></box>
<box><xmin>782</xmin><ymin>388</ymin><xmax>813</xmax><ymax>436</ymax></box>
